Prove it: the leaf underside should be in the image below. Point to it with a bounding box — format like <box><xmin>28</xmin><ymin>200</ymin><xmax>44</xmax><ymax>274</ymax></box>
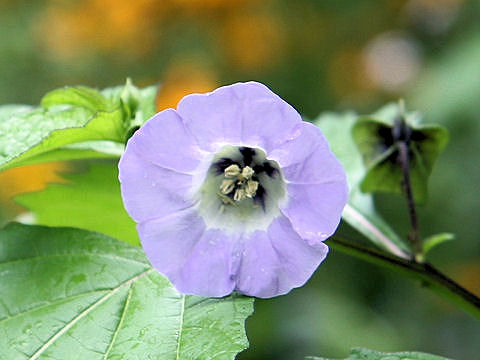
<box><xmin>16</xmin><ymin>162</ymin><xmax>139</xmax><ymax>245</ymax></box>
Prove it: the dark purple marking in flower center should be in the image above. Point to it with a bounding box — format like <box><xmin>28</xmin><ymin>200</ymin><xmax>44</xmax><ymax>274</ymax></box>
<box><xmin>213</xmin><ymin>158</ymin><xmax>240</xmax><ymax>175</ymax></box>
<box><xmin>239</xmin><ymin>146</ymin><xmax>255</xmax><ymax>166</ymax></box>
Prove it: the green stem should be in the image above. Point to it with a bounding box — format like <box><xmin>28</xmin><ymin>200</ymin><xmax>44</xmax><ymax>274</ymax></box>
<box><xmin>327</xmin><ymin>236</ymin><xmax>480</xmax><ymax>321</ymax></box>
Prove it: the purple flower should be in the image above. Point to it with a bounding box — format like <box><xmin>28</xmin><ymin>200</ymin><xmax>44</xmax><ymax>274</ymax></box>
<box><xmin>119</xmin><ymin>82</ymin><xmax>348</xmax><ymax>298</ymax></box>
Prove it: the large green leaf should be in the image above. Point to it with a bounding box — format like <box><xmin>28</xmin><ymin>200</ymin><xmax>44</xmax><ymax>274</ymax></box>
<box><xmin>0</xmin><ymin>223</ymin><xmax>254</xmax><ymax>360</ymax></box>
<box><xmin>16</xmin><ymin>162</ymin><xmax>139</xmax><ymax>245</ymax></box>
<box><xmin>315</xmin><ymin>112</ymin><xmax>410</xmax><ymax>258</ymax></box>
<box><xmin>306</xmin><ymin>347</ymin><xmax>451</xmax><ymax>360</ymax></box>
<box><xmin>0</xmin><ymin>82</ymin><xmax>158</xmax><ymax>171</ymax></box>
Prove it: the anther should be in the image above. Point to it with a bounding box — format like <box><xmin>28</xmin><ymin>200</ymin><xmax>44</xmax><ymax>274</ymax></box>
<box><xmin>234</xmin><ymin>188</ymin><xmax>246</xmax><ymax>201</ymax></box>
<box><xmin>240</xmin><ymin>166</ymin><xmax>254</xmax><ymax>180</ymax></box>
<box><xmin>220</xmin><ymin>163</ymin><xmax>258</xmax><ymax>203</ymax></box>
<box><xmin>245</xmin><ymin>180</ymin><xmax>258</xmax><ymax>198</ymax></box>
<box><xmin>224</xmin><ymin>164</ymin><xmax>241</xmax><ymax>178</ymax></box>
<box><xmin>220</xmin><ymin>179</ymin><xmax>236</xmax><ymax>195</ymax></box>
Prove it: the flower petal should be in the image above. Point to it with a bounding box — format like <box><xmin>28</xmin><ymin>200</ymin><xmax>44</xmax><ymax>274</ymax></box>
<box><xmin>234</xmin><ymin>216</ymin><xmax>328</xmax><ymax>298</ymax></box>
<box><xmin>139</xmin><ymin>209</ymin><xmax>236</xmax><ymax>297</ymax></box>
<box><xmin>281</xmin><ymin>182</ymin><xmax>347</xmax><ymax>244</ymax></box>
<box><xmin>268</xmin><ymin>121</ymin><xmax>348</xmax><ymax>244</ymax></box>
<box><xmin>126</xmin><ymin>108</ymin><xmax>202</xmax><ymax>173</ymax></box>
<box><xmin>269</xmin><ymin>121</ymin><xmax>347</xmax><ymax>185</ymax></box>
<box><xmin>119</xmin><ymin>151</ymin><xmax>194</xmax><ymax>223</ymax></box>
<box><xmin>177</xmin><ymin>82</ymin><xmax>302</xmax><ymax>153</ymax></box>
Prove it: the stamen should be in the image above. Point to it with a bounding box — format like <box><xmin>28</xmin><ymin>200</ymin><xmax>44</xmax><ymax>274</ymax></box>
<box><xmin>220</xmin><ymin>179</ymin><xmax>236</xmax><ymax>195</ymax></box>
<box><xmin>224</xmin><ymin>164</ymin><xmax>241</xmax><ymax>178</ymax></box>
<box><xmin>233</xmin><ymin>188</ymin><xmax>246</xmax><ymax>201</ymax></box>
<box><xmin>240</xmin><ymin>166</ymin><xmax>254</xmax><ymax>180</ymax></box>
<box><xmin>245</xmin><ymin>180</ymin><xmax>258</xmax><ymax>198</ymax></box>
<box><xmin>220</xmin><ymin>164</ymin><xmax>258</xmax><ymax>204</ymax></box>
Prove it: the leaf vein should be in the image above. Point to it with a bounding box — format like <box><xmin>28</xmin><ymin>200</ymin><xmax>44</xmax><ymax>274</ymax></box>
<box><xmin>103</xmin><ymin>281</ymin><xmax>134</xmax><ymax>359</ymax></box>
<box><xmin>175</xmin><ymin>295</ymin><xmax>186</xmax><ymax>360</ymax></box>
<box><xmin>0</xmin><ymin>290</ymin><xmax>106</xmax><ymax>324</ymax></box>
<box><xmin>28</xmin><ymin>268</ymin><xmax>154</xmax><ymax>360</ymax></box>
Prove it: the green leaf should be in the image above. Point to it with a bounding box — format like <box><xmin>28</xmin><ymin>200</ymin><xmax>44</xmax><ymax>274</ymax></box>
<box><xmin>7</xmin><ymin>141</ymin><xmax>125</xmax><ymax>168</ymax></box>
<box><xmin>16</xmin><ymin>162</ymin><xmax>138</xmax><ymax>245</ymax></box>
<box><xmin>306</xmin><ymin>347</ymin><xmax>452</xmax><ymax>360</ymax></box>
<box><xmin>315</xmin><ymin>113</ymin><xmax>410</xmax><ymax>258</ymax></box>
<box><xmin>0</xmin><ymin>104</ymin><xmax>34</xmax><ymax>121</ymax></box>
<box><xmin>0</xmin><ymin>82</ymin><xmax>158</xmax><ymax>171</ymax></box>
<box><xmin>0</xmin><ymin>223</ymin><xmax>254</xmax><ymax>360</ymax></box>
<box><xmin>0</xmin><ymin>87</ymin><xmax>125</xmax><ymax>171</ymax></box>
<box><xmin>102</xmin><ymin>81</ymin><xmax>158</xmax><ymax>129</ymax></box>
<box><xmin>352</xmin><ymin>103</ymin><xmax>449</xmax><ymax>204</ymax></box>
<box><xmin>421</xmin><ymin>233</ymin><xmax>455</xmax><ymax>260</ymax></box>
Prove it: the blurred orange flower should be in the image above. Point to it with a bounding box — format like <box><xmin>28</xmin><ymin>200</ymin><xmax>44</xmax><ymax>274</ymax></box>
<box><xmin>37</xmin><ymin>0</ymin><xmax>166</xmax><ymax>58</ymax></box>
<box><xmin>328</xmin><ymin>47</ymin><xmax>376</xmax><ymax>102</ymax></box>
<box><xmin>0</xmin><ymin>162</ymin><xmax>70</xmax><ymax>216</ymax></box>
<box><xmin>172</xmin><ymin>0</ymin><xmax>252</xmax><ymax>12</ymax></box>
<box><xmin>221</xmin><ymin>12</ymin><xmax>285</xmax><ymax>72</ymax></box>
<box><xmin>155</xmin><ymin>61</ymin><xmax>219</xmax><ymax>111</ymax></box>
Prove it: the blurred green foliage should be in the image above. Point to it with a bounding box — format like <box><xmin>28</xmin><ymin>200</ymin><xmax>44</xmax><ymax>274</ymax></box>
<box><xmin>1</xmin><ymin>0</ymin><xmax>480</xmax><ymax>359</ymax></box>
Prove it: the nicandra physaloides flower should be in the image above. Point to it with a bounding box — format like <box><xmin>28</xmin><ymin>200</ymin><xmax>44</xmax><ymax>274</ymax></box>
<box><xmin>119</xmin><ymin>82</ymin><xmax>348</xmax><ymax>298</ymax></box>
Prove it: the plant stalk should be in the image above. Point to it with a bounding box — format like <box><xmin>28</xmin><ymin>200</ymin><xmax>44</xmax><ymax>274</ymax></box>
<box><xmin>395</xmin><ymin>116</ymin><xmax>421</xmax><ymax>258</ymax></box>
<box><xmin>397</xmin><ymin>141</ymin><xmax>421</xmax><ymax>257</ymax></box>
<box><xmin>328</xmin><ymin>236</ymin><xmax>480</xmax><ymax>321</ymax></box>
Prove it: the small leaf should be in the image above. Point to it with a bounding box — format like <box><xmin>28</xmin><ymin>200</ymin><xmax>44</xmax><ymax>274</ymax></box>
<box><xmin>0</xmin><ymin>223</ymin><xmax>254</xmax><ymax>360</ymax></box>
<box><xmin>16</xmin><ymin>162</ymin><xmax>139</xmax><ymax>245</ymax></box>
<box><xmin>422</xmin><ymin>233</ymin><xmax>455</xmax><ymax>258</ymax></box>
<box><xmin>41</xmin><ymin>86</ymin><xmax>115</xmax><ymax>111</ymax></box>
<box><xmin>102</xmin><ymin>81</ymin><xmax>158</xmax><ymax>130</ymax></box>
<box><xmin>315</xmin><ymin>113</ymin><xmax>410</xmax><ymax>258</ymax></box>
<box><xmin>0</xmin><ymin>82</ymin><xmax>158</xmax><ymax>171</ymax></box>
<box><xmin>352</xmin><ymin>103</ymin><xmax>449</xmax><ymax>204</ymax></box>
<box><xmin>306</xmin><ymin>347</ymin><xmax>452</xmax><ymax>360</ymax></box>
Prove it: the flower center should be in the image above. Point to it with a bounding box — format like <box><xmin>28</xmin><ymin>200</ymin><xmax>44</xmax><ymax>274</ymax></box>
<box><xmin>219</xmin><ymin>164</ymin><xmax>259</xmax><ymax>203</ymax></box>
<box><xmin>195</xmin><ymin>145</ymin><xmax>287</xmax><ymax>233</ymax></box>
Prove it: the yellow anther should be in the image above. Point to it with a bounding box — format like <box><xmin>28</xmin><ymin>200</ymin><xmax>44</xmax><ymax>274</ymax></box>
<box><xmin>245</xmin><ymin>180</ymin><xmax>258</xmax><ymax>198</ymax></box>
<box><xmin>233</xmin><ymin>188</ymin><xmax>246</xmax><ymax>201</ymax></box>
<box><xmin>241</xmin><ymin>166</ymin><xmax>254</xmax><ymax>180</ymax></box>
<box><xmin>224</xmin><ymin>164</ymin><xmax>241</xmax><ymax>178</ymax></box>
<box><xmin>219</xmin><ymin>164</ymin><xmax>257</xmax><ymax>204</ymax></box>
<box><xmin>220</xmin><ymin>179</ymin><xmax>236</xmax><ymax>195</ymax></box>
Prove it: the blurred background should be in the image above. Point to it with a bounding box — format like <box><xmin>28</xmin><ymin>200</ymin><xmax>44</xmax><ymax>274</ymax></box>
<box><xmin>1</xmin><ymin>0</ymin><xmax>479</xmax><ymax>359</ymax></box>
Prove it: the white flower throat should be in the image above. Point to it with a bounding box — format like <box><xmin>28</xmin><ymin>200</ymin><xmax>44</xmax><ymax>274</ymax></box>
<box><xmin>195</xmin><ymin>145</ymin><xmax>287</xmax><ymax>233</ymax></box>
